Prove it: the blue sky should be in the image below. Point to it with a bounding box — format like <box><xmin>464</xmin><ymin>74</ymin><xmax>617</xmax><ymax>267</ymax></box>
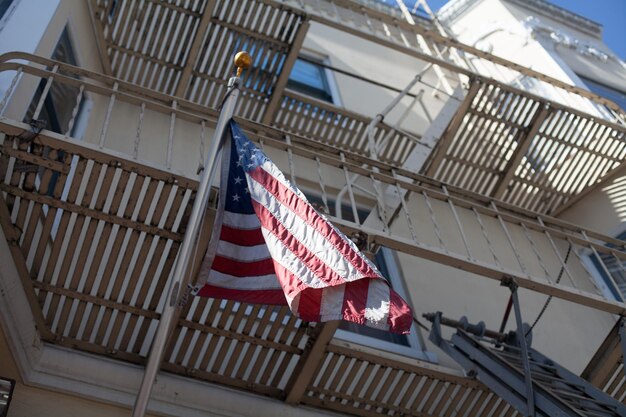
<box><xmin>425</xmin><ymin>0</ymin><xmax>626</xmax><ymax>60</ymax></box>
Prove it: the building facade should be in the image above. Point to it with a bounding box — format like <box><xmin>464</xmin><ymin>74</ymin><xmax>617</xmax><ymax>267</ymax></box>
<box><xmin>0</xmin><ymin>0</ymin><xmax>625</xmax><ymax>416</ymax></box>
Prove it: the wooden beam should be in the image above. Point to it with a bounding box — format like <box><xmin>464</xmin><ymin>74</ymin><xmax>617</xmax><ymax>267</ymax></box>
<box><xmin>581</xmin><ymin>319</ymin><xmax>623</xmax><ymax>387</ymax></box>
<box><xmin>174</xmin><ymin>0</ymin><xmax>216</xmax><ymax>98</ymax></box>
<box><xmin>261</xmin><ymin>19</ymin><xmax>310</xmax><ymax>125</ymax></box>
<box><xmin>284</xmin><ymin>320</ymin><xmax>340</xmax><ymax>405</ymax></box>
<box><xmin>32</xmin><ymin>281</ymin><xmax>160</xmax><ymax>319</ymax></box>
<box><xmin>424</xmin><ymin>80</ymin><xmax>480</xmax><ymax>177</ymax></box>
<box><xmin>86</xmin><ymin>0</ymin><xmax>113</xmax><ymax>75</ymax></box>
<box><xmin>491</xmin><ymin>103</ymin><xmax>550</xmax><ymax>199</ymax></box>
<box><xmin>551</xmin><ymin>162</ymin><xmax>626</xmax><ymax>217</ymax></box>
<box><xmin>333</xmin><ymin>219</ymin><xmax>626</xmax><ymax>316</ymax></box>
<box><xmin>0</xmin><ymin>183</ymin><xmax>183</xmax><ymax>241</ymax></box>
<box><xmin>0</xmin><ymin>199</ymin><xmax>54</xmax><ymax>340</ymax></box>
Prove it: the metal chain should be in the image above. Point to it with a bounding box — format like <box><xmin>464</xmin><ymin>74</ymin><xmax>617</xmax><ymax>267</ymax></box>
<box><xmin>133</xmin><ymin>102</ymin><xmax>145</xmax><ymax>159</ymax></box>
<box><xmin>526</xmin><ymin>244</ymin><xmax>572</xmax><ymax>336</ymax></box>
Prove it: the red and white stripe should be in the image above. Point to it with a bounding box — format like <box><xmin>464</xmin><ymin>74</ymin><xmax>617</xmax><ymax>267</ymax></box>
<box><xmin>195</xmin><ymin>124</ymin><xmax>412</xmax><ymax>334</ymax></box>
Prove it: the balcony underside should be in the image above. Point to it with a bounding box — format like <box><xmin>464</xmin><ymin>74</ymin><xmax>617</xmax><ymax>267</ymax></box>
<box><xmin>423</xmin><ymin>79</ymin><xmax>626</xmax><ymax>215</ymax></box>
<box><xmin>88</xmin><ymin>0</ymin><xmax>626</xmax><ymax>215</ymax></box>
<box><xmin>1</xmin><ymin>114</ymin><xmax>626</xmax><ymax>416</ymax></box>
<box><xmin>0</xmin><ymin>122</ymin><xmax>518</xmax><ymax>417</ymax></box>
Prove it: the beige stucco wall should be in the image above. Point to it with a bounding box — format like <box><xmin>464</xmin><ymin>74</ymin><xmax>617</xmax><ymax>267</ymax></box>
<box><xmin>385</xmin><ymin>188</ymin><xmax>616</xmax><ymax>373</ymax></box>
<box><xmin>302</xmin><ymin>21</ymin><xmax>454</xmax><ymax>137</ymax></box>
<box><xmin>0</xmin><ymin>324</ymin><xmax>158</xmax><ymax>417</ymax></box>
<box><xmin>558</xmin><ymin>165</ymin><xmax>626</xmax><ymax>237</ymax></box>
<box><xmin>0</xmin><ymin>0</ymin><xmax>622</xmax><ymax>404</ymax></box>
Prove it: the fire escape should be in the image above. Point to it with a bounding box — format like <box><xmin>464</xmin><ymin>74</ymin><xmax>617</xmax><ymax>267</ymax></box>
<box><xmin>0</xmin><ymin>0</ymin><xmax>625</xmax><ymax>416</ymax></box>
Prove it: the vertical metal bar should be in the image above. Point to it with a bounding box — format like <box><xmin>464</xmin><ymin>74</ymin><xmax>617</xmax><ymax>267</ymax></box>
<box><xmin>490</xmin><ymin>202</ymin><xmax>528</xmax><ymax>275</ymax></box>
<box><xmin>370</xmin><ymin>173</ymin><xmax>388</xmax><ymax>232</ymax></box>
<box><xmin>166</xmin><ymin>100</ymin><xmax>177</xmax><ymax>169</ymax></box>
<box><xmin>65</xmin><ymin>84</ymin><xmax>85</xmax><ymax>136</ymax></box>
<box><xmin>521</xmin><ymin>223</ymin><xmax>551</xmax><ymax>281</ymax></box>
<box><xmin>581</xmin><ymin>230</ymin><xmax>625</xmax><ymax>302</ymax></box>
<box><xmin>99</xmin><ymin>82</ymin><xmax>119</xmax><ymax>148</ymax></box>
<box><xmin>443</xmin><ymin>185</ymin><xmax>472</xmax><ymax>258</ymax></box>
<box><xmin>423</xmin><ymin>190</ymin><xmax>446</xmax><ymax>251</ymax></box>
<box><xmin>131</xmin><ymin>76</ymin><xmax>241</xmax><ymax>417</ymax></box>
<box><xmin>197</xmin><ymin>120</ymin><xmax>206</xmax><ymax>173</ymax></box>
<box><xmin>340</xmin><ymin>152</ymin><xmax>360</xmax><ymax>224</ymax></box>
<box><xmin>564</xmin><ymin>237</ymin><xmax>602</xmax><ymax>294</ymax></box>
<box><xmin>0</xmin><ymin>66</ymin><xmax>23</xmax><ymax>117</ymax></box>
<box><xmin>509</xmin><ymin>282</ymin><xmax>535</xmax><ymax>417</ymax></box>
<box><xmin>618</xmin><ymin>318</ymin><xmax>626</xmax><ymax>369</ymax></box>
<box><xmin>285</xmin><ymin>134</ymin><xmax>297</xmax><ymax>187</ymax></box>
<box><xmin>32</xmin><ymin>65</ymin><xmax>59</xmax><ymax>120</ymax></box>
<box><xmin>538</xmin><ymin>217</ymin><xmax>577</xmax><ymax>288</ymax></box>
<box><xmin>473</xmin><ymin>207</ymin><xmax>501</xmax><ymax>267</ymax></box>
<box><xmin>392</xmin><ymin>170</ymin><xmax>418</xmax><ymax>244</ymax></box>
<box><xmin>315</xmin><ymin>156</ymin><xmax>330</xmax><ymax>215</ymax></box>
<box><xmin>133</xmin><ymin>103</ymin><xmax>146</xmax><ymax>160</ymax></box>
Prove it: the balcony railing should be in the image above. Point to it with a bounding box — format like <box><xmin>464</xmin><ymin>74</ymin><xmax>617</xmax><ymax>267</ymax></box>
<box><xmin>1</xmin><ymin>54</ymin><xmax>626</xmax><ymax>415</ymax></box>
<box><xmin>277</xmin><ymin>0</ymin><xmax>626</xmax><ymax>124</ymax></box>
<box><xmin>273</xmin><ymin>89</ymin><xmax>419</xmax><ymax>164</ymax></box>
<box><xmin>423</xmin><ymin>78</ymin><xmax>626</xmax><ymax>214</ymax></box>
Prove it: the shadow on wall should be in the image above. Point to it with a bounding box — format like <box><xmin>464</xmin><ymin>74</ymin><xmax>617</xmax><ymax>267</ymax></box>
<box><xmin>604</xmin><ymin>175</ymin><xmax>626</xmax><ymax>222</ymax></box>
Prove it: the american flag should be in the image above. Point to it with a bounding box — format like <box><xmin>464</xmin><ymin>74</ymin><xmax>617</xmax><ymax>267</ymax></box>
<box><xmin>193</xmin><ymin>121</ymin><xmax>412</xmax><ymax>334</ymax></box>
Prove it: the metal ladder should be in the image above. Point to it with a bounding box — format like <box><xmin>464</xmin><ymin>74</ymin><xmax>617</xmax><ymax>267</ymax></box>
<box><xmin>427</xmin><ymin>313</ymin><xmax>626</xmax><ymax>417</ymax></box>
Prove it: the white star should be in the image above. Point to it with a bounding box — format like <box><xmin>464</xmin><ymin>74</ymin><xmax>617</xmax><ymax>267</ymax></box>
<box><xmin>247</xmin><ymin>163</ymin><xmax>255</xmax><ymax>169</ymax></box>
<box><xmin>236</xmin><ymin>160</ymin><xmax>243</xmax><ymax>167</ymax></box>
<box><xmin>234</xmin><ymin>176</ymin><xmax>243</xmax><ymax>184</ymax></box>
<box><xmin>244</xmin><ymin>187</ymin><xmax>250</xmax><ymax>194</ymax></box>
<box><xmin>250</xmin><ymin>154</ymin><xmax>257</xmax><ymax>160</ymax></box>
<box><xmin>232</xmin><ymin>194</ymin><xmax>240</xmax><ymax>202</ymax></box>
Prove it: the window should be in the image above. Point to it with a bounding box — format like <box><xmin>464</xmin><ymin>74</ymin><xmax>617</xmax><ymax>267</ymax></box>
<box><xmin>287</xmin><ymin>57</ymin><xmax>336</xmax><ymax>103</ymax></box>
<box><xmin>24</xmin><ymin>27</ymin><xmax>85</xmax><ymax>136</ymax></box>
<box><xmin>0</xmin><ymin>377</ymin><xmax>14</xmax><ymax>417</ymax></box>
<box><xmin>22</xmin><ymin>27</ymin><xmax>89</xmax><ymax>204</ymax></box>
<box><xmin>306</xmin><ymin>194</ymin><xmax>435</xmax><ymax>360</ymax></box>
<box><xmin>0</xmin><ymin>0</ymin><xmax>14</xmax><ymax>21</ymax></box>
<box><xmin>577</xmin><ymin>74</ymin><xmax>626</xmax><ymax>111</ymax></box>
<box><xmin>589</xmin><ymin>230</ymin><xmax>626</xmax><ymax>302</ymax></box>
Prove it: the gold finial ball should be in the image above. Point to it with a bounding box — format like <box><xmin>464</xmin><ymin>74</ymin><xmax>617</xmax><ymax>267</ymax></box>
<box><xmin>234</xmin><ymin>51</ymin><xmax>252</xmax><ymax>71</ymax></box>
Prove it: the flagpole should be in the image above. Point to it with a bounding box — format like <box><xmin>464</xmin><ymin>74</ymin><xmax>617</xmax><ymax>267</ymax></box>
<box><xmin>131</xmin><ymin>52</ymin><xmax>251</xmax><ymax>417</ymax></box>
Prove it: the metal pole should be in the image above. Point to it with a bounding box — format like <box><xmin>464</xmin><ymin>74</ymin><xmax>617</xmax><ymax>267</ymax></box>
<box><xmin>131</xmin><ymin>75</ymin><xmax>242</xmax><ymax>417</ymax></box>
<box><xmin>509</xmin><ymin>281</ymin><xmax>536</xmax><ymax>417</ymax></box>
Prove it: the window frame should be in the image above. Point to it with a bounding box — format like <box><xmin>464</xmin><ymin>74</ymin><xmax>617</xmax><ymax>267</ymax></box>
<box><xmin>333</xmin><ymin>247</ymin><xmax>436</xmax><ymax>361</ymax></box>
<box><xmin>585</xmin><ymin>225</ymin><xmax>626</xmax><ymax>303</ymax></box>
<box><xmin>303</xmin><ymin>192</ymin><xmax>435</xmax><ymax>361</ymax></box>
<box><xmin>0</xmin><ymin>376</ymin><xmax>15</xmax><ymax>417</ymax></box>
<box><xmin>286</xmin><ymin>53</ymin><xmax>342</xmax><ymax>106</ymax></box>
<box><xmin>576</xmin><ymin>73</ymin><xmax>626</xmax><ymax>112</ymax></box>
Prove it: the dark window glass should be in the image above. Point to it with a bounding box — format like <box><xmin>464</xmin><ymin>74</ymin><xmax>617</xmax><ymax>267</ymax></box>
<box><xmin>0</xmin><ymin>377</ymin><xmax>15</xmax><ymax>417</ymax></box>
<box><xmin>24</xmin><ymin>27</ymin><xmax>84</xmax><ymax>135</ymax></box>
<box><xmin>305</xmin><ymin>194</ymin><xmax>411</xmax><ymax>346</ymax></box>
<box><xmin>591</xmin><ymin>230</ymin><xmax>626</xmax><ymax>301</ymax></box>
<box><xmin>287</xmin><ymin>58</ymin><xmax>334</xmax><ymax>103</ymax></box>
<box><xmin>339</xmin><ymin>249</ymin><xmax>411</xmax><ymax>346</ymax></box>
<box><xmin>0</xmin><ymin>0</ymin><xmax>13</xmax><ymax>21</ymax></box>
<box><xmin>578</xmin><ymin>74</ymin><xmax>626</xmax><ymax>111</ymax></box>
